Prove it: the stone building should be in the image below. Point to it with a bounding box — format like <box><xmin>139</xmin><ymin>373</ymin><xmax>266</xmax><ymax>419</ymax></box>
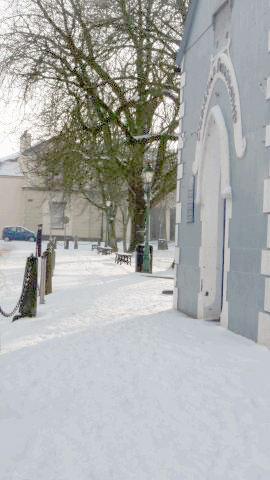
<box><xmin>0</xmin><ymin>132</ymin><xmax>114</xmax><ymax>240</ymax></box>
<box><xmin>174</xmin><ymin>0</ymin><xmax>270</xmax><ymax>346</ymax></box>
<box><xmin>0</xmin><ymin>132</ymin><xmax>176</xmax><ymax>244</ymax></box>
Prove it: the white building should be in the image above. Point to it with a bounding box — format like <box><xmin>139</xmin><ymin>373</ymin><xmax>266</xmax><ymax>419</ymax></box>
<box><xmin>0</xmin><ymin>132</ymin><xmax>176</xmax><ymax>243</ymax></box>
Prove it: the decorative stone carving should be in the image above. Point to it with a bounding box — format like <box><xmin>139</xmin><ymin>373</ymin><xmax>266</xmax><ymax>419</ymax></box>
<box><xmin>193</xmin><ymin>50</ymin><xmax>246</xmax><ymax>178</ymax></box>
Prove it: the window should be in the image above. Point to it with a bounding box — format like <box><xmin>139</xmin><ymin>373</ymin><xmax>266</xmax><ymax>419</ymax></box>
<box><xmin>50</xmin><ymin>202</ymin><xmax>66</xmax><ymax>229</ymax></box>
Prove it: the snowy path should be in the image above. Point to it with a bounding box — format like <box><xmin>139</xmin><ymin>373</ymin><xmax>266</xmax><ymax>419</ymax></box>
<box><xmin>1</xmin><ymin>242</ymin><xmax>270</xmax><ymax>479</ymax></box>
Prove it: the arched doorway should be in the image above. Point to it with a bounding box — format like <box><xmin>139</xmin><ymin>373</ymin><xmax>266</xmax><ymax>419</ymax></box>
<box><xmin>197</xmin><ymin>105</ymin><xmax>232</xmax><ymax>325</ymax></box>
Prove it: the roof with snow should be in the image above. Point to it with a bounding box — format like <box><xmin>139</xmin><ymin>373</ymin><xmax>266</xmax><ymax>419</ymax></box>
<box><xmin>0</xmin><ymin>153</ymin><xmax>23</xmax><ymax>177</ymax></box>
<box><xmin>23</xmin><ymin>138</ymin><xmax>52</xmax><ymax>156</ymax></box>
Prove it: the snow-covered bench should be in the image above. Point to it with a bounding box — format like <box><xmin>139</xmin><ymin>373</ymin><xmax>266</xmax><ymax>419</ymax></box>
<box><xmin>97</xmin><ymin>246</ymin><xmax>113</xmax><ymax>255</ymax></box>
<box><xmin>115</xmin><ymin>252</ymin><xmax>132</xmax><ymax>266</ymax></box>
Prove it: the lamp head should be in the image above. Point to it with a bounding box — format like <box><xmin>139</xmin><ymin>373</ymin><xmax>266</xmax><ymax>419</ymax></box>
<box><xmin>142</xmin><ymin>163</ymin><xmax>154</xmax><ymax>185</ymax></box>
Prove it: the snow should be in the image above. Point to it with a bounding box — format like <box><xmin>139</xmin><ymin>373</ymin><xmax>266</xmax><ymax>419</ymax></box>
<box><xmin>1</xmin><ymin>241</ymin><xmax>270</xmax><ymax>479</ymax></box>
<box><xmin>0</xmin><ymin>156</ymin><xmax>22</xmax><ymax>176</ymax></box>
<box><xmin>0</xmin><ymin>152</ymin><xmax>19</xmax><ymax>162</ymax></box>
<box><xmin>133</xmin><ymin>134</ymin><xmax>157</xmax><ymax>140</ymax></box>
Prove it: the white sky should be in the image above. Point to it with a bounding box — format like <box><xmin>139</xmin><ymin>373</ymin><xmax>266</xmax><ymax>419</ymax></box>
<box><xmin>0</xmin><ymin>1</ymin><xmax>19</xmax><ymax>157</ymax></box>
<box><xmin>0</xmin><ymin>0</ymin><xmax>34</xmax><ymax>158</ymax></box>
<box><xmin>0</xmin><ymin>99</ymin><xmax>27</xmax><ymax>158</ymax></box>
<box><xmin>0</xmin><ymin>86</ymin><xmax>38</xmax><ymax>158</ymax></box>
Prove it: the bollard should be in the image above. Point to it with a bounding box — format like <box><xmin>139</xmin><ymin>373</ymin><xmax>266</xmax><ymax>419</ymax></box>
<box><xmin>64</xmin><ymin>239</ymin><xmax>69</xmax><ymax>249</ymax></box>
<box><xmin>40</xmin><ymin>254</ymin><xmax>47</xmax><ymax>304</ymax></box>
<box><xmin>44</xmin><ymin>249</ymin><xmax>53</xmax><ymax>295</ymax></box>
<box><xmin>13</xmin><ymin>255</ymin><xmax>38</xmax><ymax>321</ymax></box>
<box><xmin>48</xmin><ymin>241</ymin><xmax>56</xmax><ymax>275</ymax></box>
<box><xmin>158</xmin><ymin>238</ymin><xmax>168</xmax><ymax>250</ymax></box>
<box><xmin>36</xmin><ymin>224</ymin><xmax>42</xmax><ymax>257</ymax></box>
<box><xmin>74</xmin><ymin>235</ymin><xmax>78</xmax><ymax>249</ymax></box>
<box><xmin>52</xmin><ymin>246</ymin><xmax>56</xmax><ymax>275</ymax></box>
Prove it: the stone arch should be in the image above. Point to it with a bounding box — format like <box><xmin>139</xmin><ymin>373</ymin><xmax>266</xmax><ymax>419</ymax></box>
<box><xmin>193</xmin><ymin>50</ymin><xmax>246</xmax><ymax>188</ymax></box>
<box><xmin>197</xmin><ymin>105</ymin><xmax>231</xmax><ymax>325</ymax></box>
<box><xmin>196</xmin><ymin>105</ymin><xmax>232</xmax><ymax>205</ymax></box>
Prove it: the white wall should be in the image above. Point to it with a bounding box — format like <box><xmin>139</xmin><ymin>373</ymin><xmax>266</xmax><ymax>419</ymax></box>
<box><xmin>0</xmin><ymin>176</ymin><xmax>25</xmax><ymax>234</ymax></box>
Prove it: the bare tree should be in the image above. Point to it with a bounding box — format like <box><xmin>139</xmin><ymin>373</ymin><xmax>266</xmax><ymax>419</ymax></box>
<box><xmin>0</xmin><ymin>0</ymin><xmax>190</xmax><ymax>249</ymax></box>
<box><xmin>23</xmin><ymin>127</ymin><xmax>128</xmax><ymax>250</ymax></box>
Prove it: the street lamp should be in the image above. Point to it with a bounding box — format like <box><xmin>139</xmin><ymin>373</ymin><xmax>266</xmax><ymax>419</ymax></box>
<box><xmin>105</xmin><ymin>200</ymin><xmax>112</xmax><ymax>247</ymax></box>
<box><xmin>142</xmin><ymin>163</ymin><xmax>154</xmax><ymax>273</ymax></box>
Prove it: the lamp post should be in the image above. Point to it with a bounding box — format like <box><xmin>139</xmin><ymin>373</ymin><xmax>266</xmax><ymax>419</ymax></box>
<box><xmin>106</xmin><ymin>200</ymin><xmax>112</xmax><ymax>247</ymax></box>
<box><xmin>142</xmin><ymin>163</ymin><xmax>154</xmax><ymax>273</ymax></box>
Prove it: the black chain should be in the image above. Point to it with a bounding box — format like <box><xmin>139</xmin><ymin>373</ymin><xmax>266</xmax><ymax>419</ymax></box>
<box><xmin>58</xmin><ymin>241</ymin><xmax>93</xmax><ymax>245</ymax></box>
<box><xmin>0</xmin><ymin>256</ymin><xmax>33</xmax><ymax>318</ymax></box>
<box><xmin>0</xmin><ymin>296</ymin><xmax>22</xmax><ymax>318</ymax></box>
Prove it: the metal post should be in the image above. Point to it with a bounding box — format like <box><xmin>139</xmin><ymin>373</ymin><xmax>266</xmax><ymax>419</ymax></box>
<box><xmin>64</xmin><ymin>221</ymin><xmax>66</xmax><ymax>245</ymax></box>
<box><xmin>107</xmin><ymin>212</ymin><xmax>110</xmax><ymax>248</ymax></box>
<box><xmin>105</xmin><ymin>210</ymin><xmax>108</xmax><ymax>247</ymax></box>
<box><xmin>142</xmin><ymin>163</ymin><xmax>154</xmax><ymax>273</ymax></box>
<box><xmin>74</xmin><ymin>235</ymin><xmax>78</xmax><ymax>249</ymax></box>
<box><xmin>143</xmin><ymin>187</ymin><xmax>150</xmax><ymax>273</ymax></box>
<box><xmin>13</xmin><ymin>255</ymin><xmax>38</xmax><ymax>320</ymax></box>
<box><xmin>40</xmin><ymin>254</ymin><xmax>47</xmax><ymax>304</ymax></box>
<box><xmin>52</xmin><ymin>244</ymin><xmax>56</xmax><ymax>275</ymax></box>
<box><xmin>108</xmin><ymin>205</ymin><xmax>112</xmax><ymax>248</ymax></box>
<box><xmin>36</xmin><ymin>224</ymin><xmax>42</xmax><ymax>257</ymax></box>
<box><xmin>105</xmin><ymin>200</ymin><xmax>112</xmax><ymax>247</ymax></box>
<box><xmin>44</xmin><ymin>250</ymin><xmax>52</xmax><ymax>295</ymax></box>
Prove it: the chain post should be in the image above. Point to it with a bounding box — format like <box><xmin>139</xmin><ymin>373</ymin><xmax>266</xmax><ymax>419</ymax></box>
<box><xmin>50</xmin><ymin>241</ymin><xmax>56</xmax><ymax>275</ymax></box>
<box><xmin>40</xmin><ymin>253</ymin><xmax>47</xmax><ymax>304</ymax></box>
<box><xmin>44</xmin><ymin>249</ymin><xmax>52</xmax><ymax>295</ymax></box>
<box><xmin>0</xmin><ymin>241</ymin><xmax>56</xmax><ymax>320</ymax></box>
<box><xmin>53</xmin><ymin>246</ymin><xmax>56</xmax><ymax>275</ymax></box>
<box><xmin>13</xmin><ymin>255</ymin><xmax>38</xmax><ymax>321</ymax></box>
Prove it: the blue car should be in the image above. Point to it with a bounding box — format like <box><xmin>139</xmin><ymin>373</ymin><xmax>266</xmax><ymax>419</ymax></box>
<box><xmin>2</xmin><ymin>226</ymin><xmax>36</xmax><ymax>242</ymax></box>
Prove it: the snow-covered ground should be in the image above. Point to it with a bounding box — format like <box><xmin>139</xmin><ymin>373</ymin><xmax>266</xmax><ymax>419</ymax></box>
<box><xmin>1</xmin><ymin>241</ymin><xmax>270</xmax><ymax>480</ymax></box>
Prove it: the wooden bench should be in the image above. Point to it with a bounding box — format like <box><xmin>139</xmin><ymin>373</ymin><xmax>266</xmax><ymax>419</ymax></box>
<box><xmin>97</xmin><ymin>246</ymin><xmax>113</xmax><ymax>255</ymax></box>
<box><xmin>115</xmin><ymin>252</ymin><xmax>132</xmax><ymax>265</ymax></box>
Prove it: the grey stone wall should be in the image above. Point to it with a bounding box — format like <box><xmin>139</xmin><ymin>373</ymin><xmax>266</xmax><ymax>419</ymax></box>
<box><xmin>177</xmin><ymin>0</ymin><xmax>269</xmax><ymax>340</ymax></box>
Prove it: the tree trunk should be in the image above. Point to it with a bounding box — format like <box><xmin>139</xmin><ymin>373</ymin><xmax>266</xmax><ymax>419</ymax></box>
<box><xmin>110</xmin><ymin>220</ymin><xmax>118</xmax><ymax>251</ymax></box>
<box><xmin>128</xmin><ymin>189</ymin><xmax>145</xmax><ymax>251</ymax></box>
<box><xmin>120</xmin><ymin>207</ymin><xmax>130</xmax><ymax>253</ymax></box>
<box><xmin>100</xmin><ymin>211</ymin><xmax>104</xmax><ymax>242</ymax></box>
<box><xmin>127</xmin><ymin>146</ymin><xmax>146</xmax><ymax>251</ymax></box>
<box><xmin>122</xmin><ymin>226</ymin><xmax>127</xmax><ymax>253</ymax></box>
